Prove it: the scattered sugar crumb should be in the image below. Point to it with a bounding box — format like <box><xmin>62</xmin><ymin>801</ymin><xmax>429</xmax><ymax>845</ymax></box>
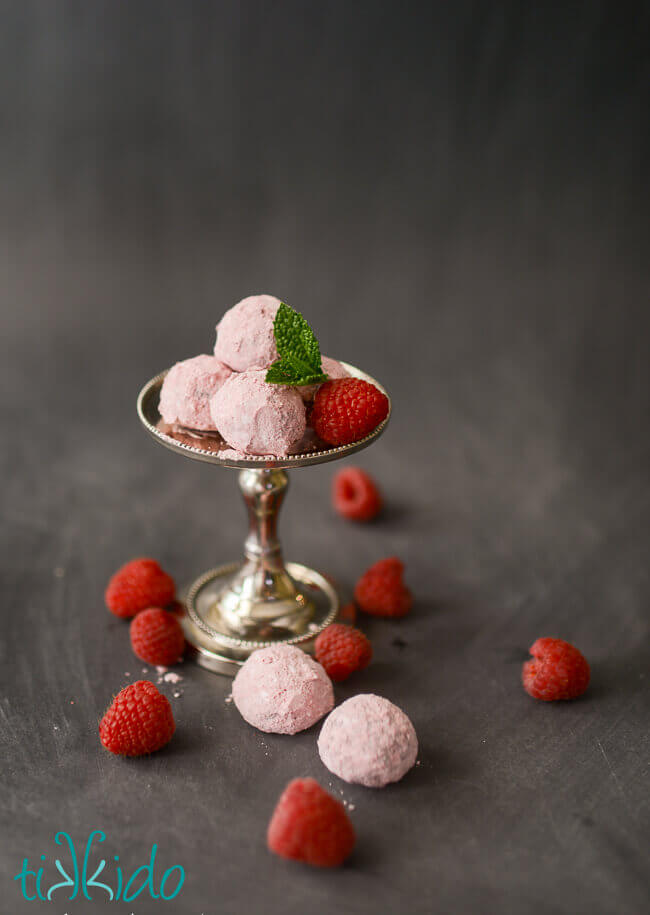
<box><xmin>142</xmin><ymin>668</ymin><xmax>148</xmax><ymax>674</ymax></box>
<box><xmin>308</xmin><ymin>623</ymin><xmax>320</xmax><ymax>632</ymax></box>
<box><xmin>173</xmin><ymin>691</ymin><xmax>182</xmax><ymax>698</ymax></box>
<box><xmin>53</xmin><ymin>567</ymin><xmax>65</xmax><ymax>578</ymax></box>
<box><xmin>163</xmin><ymin>672</ymin><xmax>183</xmax><ymax>684</ymax></box>
<box><xmin>156</xmin><ymin>666</ymin><xmax>168</xmax><ymax>675</ymax></box>
<box><xmin>224</xmin><ymin>694</ymin><xmax>233</xmax><ymax>704</ymax></box>
<box><xmin>348</xmin><ymin>804</ymin><xmax>355</xmax><ymax>811</ymax></box>
<box><xmin>70</xmin><ymin>701</ymin><xmax>74</xmax><ymax>705</ymax></box>
<box><xmin>124</xmin><ymin>672</ymin><xmax>131</xmax><ymax>677</ymax></box>
<box><xmin>53</xmin><ymin>725</ymin><xmax>59</xmax><ymax>731</ymax></box>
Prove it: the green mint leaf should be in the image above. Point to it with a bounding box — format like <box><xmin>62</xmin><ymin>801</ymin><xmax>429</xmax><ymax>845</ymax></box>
<box><xmin>274</xmin><ymin>303</ymin><xmax>322</xmax><ymax>371</ymax></box>
<box><xmin>265</xmin><ymin>361</ymin><xmax>297</xmax><ymax>384</ymax></box>
<box><xmin>265</xmin><ymin>302</ymin><xmax>327</xmax><ymax>386</ymax></box>
<box><xmin>265</xmin><ymin>360</ymin><xmax>327</xmax><ymax>386</ymax></box>
<box><xmin>294</xmin><ymin>371</ymin><xmax>328</xmax><ymax>385</ymax></box>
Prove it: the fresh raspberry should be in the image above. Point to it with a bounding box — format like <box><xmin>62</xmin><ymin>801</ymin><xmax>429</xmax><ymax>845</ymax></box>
<box><xmin>105</xmin><ymin>558</ymin><xmax>175</xmax><ymax>619</ymax></box>
<box><xmin>99</xmin><ymin>680</ymin><xmax>175</xmax><ymax>756</ymax></box>
<box><xmin>333</xmin><ymin>467</ymin><xmax>382</xmax><ymax>521</ymax></box>
<box><xmin>130</xmin><ymin>608</ymin><xmax>185</xmax><ymax>666</ymax></box>
<box><xmin>312</xmin><ymin>378</ymin><xmax>389</xmax><ymax>447</ymax></box>
<box><xmin>339</xmin><ymin>602</ymin><xmax>357</xmax><ymax>625</ymax></box>
<box><xmin>522</xmin><ymin>638</ymin><xmax>590</xmax><ymax>701</ymax></box>
<box><xmin>315</xmin><ymin>624</ymin><xmax>372</xmax><ymax>682</ymax></box>
<box><xmin>267</xmin><ymin>778</ymin><xmax>355</xmax><ymax>867</ymax></box>
<box><xmin>354</xmin><ymin>557</ymin><xmax>412</xmax><ymax>618</ymax></box>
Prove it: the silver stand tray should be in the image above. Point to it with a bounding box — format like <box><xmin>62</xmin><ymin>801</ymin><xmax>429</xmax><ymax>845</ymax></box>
<box><xmin>137</xmin><ymin>362</ymin><xmax>390</xmax><ymax>675</ymax></box>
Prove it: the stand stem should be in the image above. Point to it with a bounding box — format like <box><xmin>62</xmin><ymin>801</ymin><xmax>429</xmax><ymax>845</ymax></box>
<box><xmin>242</xmin><ymin>469</ymin><xmax>288</xmax><ymax>568</ymax></box>
<box><xmin>213</xmin><ymin>469</ymin><xmax>314</xmax><ymax>636</ymax></box>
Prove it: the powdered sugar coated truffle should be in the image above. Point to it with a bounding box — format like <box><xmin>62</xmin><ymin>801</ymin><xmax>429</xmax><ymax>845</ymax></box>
<box><xmin>159</xmin><ymin>354</ymin><xmax>232</xmax><ymax>430</ymax></box>
<box><xmin>214</xmin><ymin>294</ymin><xmax>281</xmax><ymax>372</ymax></box>
<box><xmin>318</xmin><ymin>694</ymin><xmax>418</xmax><ymax>787</ymax></box>
<box><xmin>232</xmin><ymin>644</ymin><xmax>334</xmax><ymax>735</ymax></box>
<box><xmin>210</xmin><ymin>370</ymin><xmax>306</xmax><ymax>456</ymax></box>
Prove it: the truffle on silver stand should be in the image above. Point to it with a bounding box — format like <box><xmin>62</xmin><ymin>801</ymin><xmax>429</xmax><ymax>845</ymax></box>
<box><xmin>137</xmin><ymin>362</ymin><xmax>391</xmax><ymax>676</ymax></box>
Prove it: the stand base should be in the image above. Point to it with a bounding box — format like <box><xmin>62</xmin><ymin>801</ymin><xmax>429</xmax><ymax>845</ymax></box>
<box><xmin>182</xmin><ymin>562</ymin><xmax>339</xmax><ymax>675</ymax></box>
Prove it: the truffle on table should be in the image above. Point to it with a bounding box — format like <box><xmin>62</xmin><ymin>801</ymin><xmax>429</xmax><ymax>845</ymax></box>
<box><xmin>232</xmin><ymin>645</ymin><xmax>334</xmax><ymax>735</ymax></box>
<box><xmin>318</xmin><ymin>694</ymin><xmax>418</xmax><ymax>787</ymax></box>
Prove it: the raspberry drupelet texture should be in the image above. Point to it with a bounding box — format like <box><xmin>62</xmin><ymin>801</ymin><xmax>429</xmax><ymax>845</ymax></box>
<box><xmin>333</xmin><ymin>467</ymin><xmax>382</xmax><ymax>521</ymax></box>
<box><xmin>312</xmin><ymin>378</ymin><xmax>389</xmax><ymax>447</ymax></box>
<box><xmin>130</xmin><ymin>608</ymin><xmax>185</xmax><ymax>666</ymax></box>
<box><xmin>354</xmin><ymin>557</ymin><xmax>412</xmax><ymax>618</ymax></box>
<box><xmin>315</xmin><ymin>624</ymin><xmax>372</xmax><ymax>682</ymax></box>
<box><xmin>105</xmin><ymin>558</ymin><xmax>175</xmax><ymax>619</ymax></box>
<box><xmin>99</xmin><ymin>680</ymin><xmax>175</xmax><ymax>756</ymax></box>
<box><xmin>522</xmin><ymin>638</ymin><xmax>590</xmax><ymax>700</ymax></box>
<box><xmin>267</xmin><ymin>778</ymin><xmax>355</xmax><ymax>867</ymax></box>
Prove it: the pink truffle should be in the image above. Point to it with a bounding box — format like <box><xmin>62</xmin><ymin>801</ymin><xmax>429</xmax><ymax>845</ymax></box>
<box><xmin>159</xmin><ymin>354</ymin><xmax>232</xmax><ymax>430</ymax></box>
<box><xmin>232</xmin><ymin>645</ymin><xmax>334</xmax><ymax>734</ymax></box>
<box><xmin>214</xmin><ymin>294</ymin><xmax>281</xmax><ymax>372</ymax></box>
<box><xmin>318</xmin><ymin>694</ymin><xmax>418</xmax><ymax>787</ymax></box>
<box><xmin>210</xmin><ymin>370</ymin><xmax>306</xmax><ymax>456</ymax></box>
<box><xmin>297</xmin><ymin>356</ymin><xmax>350</xmax><ymax>402</ymax></box>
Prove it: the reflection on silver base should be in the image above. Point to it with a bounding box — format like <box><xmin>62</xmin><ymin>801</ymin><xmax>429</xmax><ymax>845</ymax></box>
<box><xmin>182</xmin><ymin>562</ymin><xmax>339</xmax><ymax>675</ymax></box>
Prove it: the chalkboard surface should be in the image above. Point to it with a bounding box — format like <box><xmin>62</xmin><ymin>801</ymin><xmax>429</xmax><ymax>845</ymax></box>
<box><xmin>1</xmin><ymin>3</ymin><xmax>648</xmax><ymax>913</ymax></box>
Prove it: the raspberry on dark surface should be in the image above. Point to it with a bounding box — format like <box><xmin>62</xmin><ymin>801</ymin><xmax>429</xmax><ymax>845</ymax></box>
<box><xmin>267</xmin><ymin>778</ymin><xmax>355</xmax><ymax>868</ymax></box>
<box><xmin>130</xmin><ymin>607</ymin><xmax>185</xmax><ymax>666</ymax></box>
<box><xmin>315</xmin><ymin>624</ymin><xmax>372</xmax><ymax>681</ymax></box>
<box><xmin>333</xmin><ymin>467</ymin><xmax>382</xmax><ymax>521</ymax></box>
<box><xmin>105</xmin><ymin>558</ymin><xmax>175</xmax><ymax>619</ymax></box>
<box><xmin>312</xmin><ymin>378</ymin><xmax>389</xmax><ymax>447</ymax></box>
<box><xmin>99</xmin><ymin>680</ymin><xmax>175</xmax><ymax>756</ymax></box>
<box><xmin>354</xmin><ymin>557</ymin><xmax>412</xmax><ymax>618</ymax></box>
<box><xmin>522</xmin><ymin>638</ymin><xmax>590</xmax><ymax>701</ymax></box>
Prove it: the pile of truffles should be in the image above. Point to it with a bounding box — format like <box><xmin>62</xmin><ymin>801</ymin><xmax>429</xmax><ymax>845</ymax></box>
<box><xmin>159</xmin><ymin>294</ymin><xmax>349</xmax><ymax>457</ymax></box>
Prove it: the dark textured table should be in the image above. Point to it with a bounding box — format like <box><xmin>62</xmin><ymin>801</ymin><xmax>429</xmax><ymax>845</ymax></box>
<box><xmin>1</xmin><ymin>3</ymin><xmax>648</xmax><ymax>913</ymax></box>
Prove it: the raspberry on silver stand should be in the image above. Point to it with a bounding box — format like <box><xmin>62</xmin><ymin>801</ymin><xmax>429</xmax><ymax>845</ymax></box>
<box><xmin>136</xmin><ymin>362</ymin><xmax>391</xmax><ymax>675</ymax></box>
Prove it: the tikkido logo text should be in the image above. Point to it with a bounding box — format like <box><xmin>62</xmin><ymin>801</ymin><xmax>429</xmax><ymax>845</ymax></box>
<box><xmin>14</xmin><ymin>829</ymin><xmax>185</xmax><ymax>903</ymax></box>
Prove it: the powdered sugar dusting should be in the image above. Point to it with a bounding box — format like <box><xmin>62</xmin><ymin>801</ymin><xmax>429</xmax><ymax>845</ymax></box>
<box><xmin>232</xmin><ymin>644</ymin><xmax>334</xmax><ymax>734</ymax></box>
<box><xmin>163</xmin><ymin>671</ymin><xmax>183</xmax><ymax>684</ymax></box>
<box><xmin>318</xmin><ymin>694</ymin><xmax>418</xmax><ymax>788</ymax></box>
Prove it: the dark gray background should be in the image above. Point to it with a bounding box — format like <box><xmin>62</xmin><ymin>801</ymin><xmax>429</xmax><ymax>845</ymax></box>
<box><xmin>1</xmin><ymin>2</ymin><xmax>649</xmax><ymax>913</ymax></box>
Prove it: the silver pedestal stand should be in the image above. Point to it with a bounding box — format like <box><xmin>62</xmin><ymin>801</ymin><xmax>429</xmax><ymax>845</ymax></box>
<box><xmin>137</xmin><ymin>362</ymin><xmax>390</xmax><ymax>675</ymax></box>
